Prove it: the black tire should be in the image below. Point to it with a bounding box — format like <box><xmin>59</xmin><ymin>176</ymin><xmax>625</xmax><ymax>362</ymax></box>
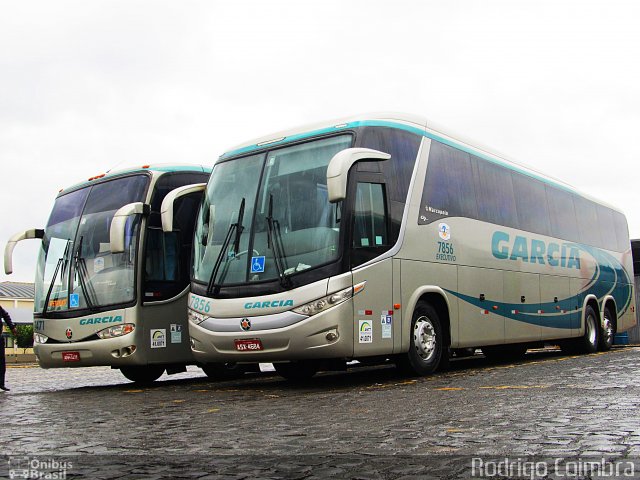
<box><xmin>120</xmin><ymin>365</ymin><xmax>165</xmax><ymax>384</ymax></box>
<box><xmin>398</xmin><ymin>302</ymin><xmax>444</xmax><ymax>376</ymax></box>
<box><xmin>202</xmin><ymin>363</ymin><xmax>246</xmax><ymax>380</ymax></box>
<box><xmin>598</xmin><ymin>306</ymin><xmax>615</xmax><ymax>351</ymax></box>
<box><xmin>578</xmin><ymin>304</ymin><xmax>600</xmax><ymax>354</ymax></box>
<box><xmin>481</xmin><ymin>343</ymin><xmax>528</xmax><ymax>362</ymax></box>
<box><xmin>273</xmin><ymin>361</ymin><xmax>319</xmax><ymax>381</ymax></box>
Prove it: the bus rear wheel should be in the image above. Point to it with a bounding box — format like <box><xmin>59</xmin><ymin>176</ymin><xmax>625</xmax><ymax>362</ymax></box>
<box><xmin>599</xmin><ymin>306</ymin><xmax>615</xmax><ymax>351</ymax></box>
<box><xmin>570</xmin><ymin>304</ymin><xmax>599</xmax><ymax>354</ymax></box>
<box><xmin>120</xmin><ymin>365</ymin><xmax>165</xmax><ymax>384</ymax></box>
<box><xmin>274</xmin><ymin>361</ymin><xmax>319</xmax><ymax>381</ymax></box>
<box><xmin>398</xmin><ymin>302</ymin><xmax>444</xmax><ymax>376</ymax></box>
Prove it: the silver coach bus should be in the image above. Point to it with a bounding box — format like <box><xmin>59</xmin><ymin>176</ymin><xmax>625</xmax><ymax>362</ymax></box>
<box><xmin>5</xmin><ymin>165</ymin><xmax>210</xmax><ymax>383</ymax></box>
<box><xmin>164</xmin><ymin>113</ymin><xmax>636</xmax><ymax>380</ymax></box>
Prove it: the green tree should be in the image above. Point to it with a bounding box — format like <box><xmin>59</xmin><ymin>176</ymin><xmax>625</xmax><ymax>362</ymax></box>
<box><xmin>12</xmin><ymin>325</ymin><xmax>34</xmax><ymax>353</ymax></box>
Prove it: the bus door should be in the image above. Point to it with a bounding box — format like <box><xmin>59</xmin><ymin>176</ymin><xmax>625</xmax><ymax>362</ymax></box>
<box><xmin>141</xmin><ymin>173</ymin><xmax>208</xmax><ymax>364</ymax></box>
<box><xmin>349</xmin><ymin>178</ymin><xmax>395</xmax><ymax>356</ymax></box>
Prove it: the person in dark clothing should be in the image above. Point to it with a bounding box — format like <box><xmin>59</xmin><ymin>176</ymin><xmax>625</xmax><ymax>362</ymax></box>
<box><xmin>0</xmin><ymin>306</ymin><xmax>18</xmax><ymax>391</ymax></box>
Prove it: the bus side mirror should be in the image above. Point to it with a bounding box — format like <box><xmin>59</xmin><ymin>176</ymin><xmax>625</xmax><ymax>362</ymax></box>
<box><xmin>160</xmin><ymin>183</ymin><xmax>207</xmax><ymax>233</ymax></box>
<box><xmin>326</xmin><ymin>148</ymin><xmax>391</xmax><ymax>203</ymax></box>
<box><xmin>4</xmin><ymin>228</ymin><xmax>44</xmax><ymax>275</ymax></box>
<box><xmin>110</xmin><ymin>202</ymin><xmax>150</xmax><ymax>254</ymax></box>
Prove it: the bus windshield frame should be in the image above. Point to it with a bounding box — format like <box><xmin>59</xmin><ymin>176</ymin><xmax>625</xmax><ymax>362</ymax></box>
<box><xmin>34</xmin><ymin>174</ymin><xmax>150</xmax><ymax>316</ymax></box>
<box><xmin>192</xmin><ymin>134</ymin><xmax>353</xmax><ymax>293</ymax></box>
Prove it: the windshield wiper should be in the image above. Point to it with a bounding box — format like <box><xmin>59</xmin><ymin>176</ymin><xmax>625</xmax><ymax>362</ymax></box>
<box><xmin>42</xmin><ymin>240</ymin><xmax>71</xmax><ymax>315</ymax></box>
<box><xmin>72</xmin><ymin>236</ymin><xmax>98</xmax><ymax>311</ymax></box>
<box><xmin>207</xmin><ymin>198</ymin><xmax>245</xmax><ymax>296</ymax></box>
<box><xmin>266</xmin><ymin>194</ymin><xmax>291</xmax><ymax>288</ymax></box>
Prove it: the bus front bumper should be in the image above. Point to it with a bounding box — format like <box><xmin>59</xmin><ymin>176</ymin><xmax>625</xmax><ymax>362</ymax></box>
<box><xmin>34</xmin><ymin>335</ymin><xmax>144</xmax><ymax>368</ymax></box>
<box><xmin>189</xmin><ymin>300</ymin><xmax>355</xmax><ymax>363</ymax></box>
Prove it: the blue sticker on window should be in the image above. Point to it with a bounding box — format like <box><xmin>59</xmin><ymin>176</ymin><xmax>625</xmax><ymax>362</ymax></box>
<box><xmin>69</xmin><ymin>293</ymin><xmax>80</xmax><ymax>308</ymax></box>
<box><xmin>250</xmin><ymin>256</ymin><xmax>265</xmax><ymax>273</ymax></box>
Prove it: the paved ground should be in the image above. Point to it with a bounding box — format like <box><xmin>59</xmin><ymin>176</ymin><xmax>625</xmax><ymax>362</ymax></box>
<box><xmin>2</xmin><ymin>347</ymin><xmax>640</xmax><ymax>479</ymax></box>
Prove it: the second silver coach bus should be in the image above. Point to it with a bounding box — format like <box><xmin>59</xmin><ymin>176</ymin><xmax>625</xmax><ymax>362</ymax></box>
<box><xmin>167</xmin><ymin>113</ymin><xmax>635</xmax><ymax>380</ymax></box>
<box><xmin>5</xmin><ymin>165</ymin><xmax>210</xmax><ymax>383</ymax></box>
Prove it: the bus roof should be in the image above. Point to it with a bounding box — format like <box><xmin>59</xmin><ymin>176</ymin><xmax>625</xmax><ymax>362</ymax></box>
<box><xmin>57</xmin><ymin>163</ymin><xmax>212</xmax><ymax>197</ymax></box>
<box><xmin>218</xmin><ymin>112</ymin><xmax>621</xmax><ymax>212</ymax></box>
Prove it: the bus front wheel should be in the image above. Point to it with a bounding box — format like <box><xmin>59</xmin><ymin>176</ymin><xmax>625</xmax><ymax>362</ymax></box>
<box><xmin>398</xmin><ymin>302</ymin><xmax>444</xmax><ymax>376</ymax></box>
<box><xmin>120</xmin><ymin>365</ymin><xmax>165</xmax><ymax>384</ymax></box>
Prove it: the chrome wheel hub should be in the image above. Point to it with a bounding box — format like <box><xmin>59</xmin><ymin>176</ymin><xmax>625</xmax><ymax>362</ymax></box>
<box><xmin>413</xmin><ymin>316</ymin><xmax>437</xmax><ymax>362</ymax></box>
<box><xmin>586</xmin><ymin>314</ymin><xmax>597</xmax><ymax>346</ymax></box>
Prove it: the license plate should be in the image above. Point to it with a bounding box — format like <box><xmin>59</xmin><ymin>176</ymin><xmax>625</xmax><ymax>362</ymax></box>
<box><xmin>234</xmin><ymin>339</ymin><xmax>263</xmax><ymax>352</ymax></box>
<box><xmin>62</xmin><ymin>351</ymin><xmax>80</xmax><ymax>362</ymax></box>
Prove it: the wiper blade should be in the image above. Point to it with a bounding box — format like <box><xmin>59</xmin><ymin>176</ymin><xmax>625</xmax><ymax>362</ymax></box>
<box><xmin>266</xmin><ymin>194</ymin><xmax>291</xmax><ymax>288</ymax></box>
<box><xmin>42</xmin><ymin>239</ymin><xmax>71</xmax><ymax>315</ymax></box>
<box><xmin>206</xmin><ymin>198</ymin><xmax>245</xmax><ymax>296</ymax></box>
<box><xmin>72</xmin><ymin>236</ymin><xmax>98</xmax><ymax>312</ymax></box>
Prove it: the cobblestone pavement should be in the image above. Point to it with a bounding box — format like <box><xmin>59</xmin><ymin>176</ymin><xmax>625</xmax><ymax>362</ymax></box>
<box><xmin>2</xmin><ymin>346</ymin><xmax>640</xmax><ymax>479</ymax></box>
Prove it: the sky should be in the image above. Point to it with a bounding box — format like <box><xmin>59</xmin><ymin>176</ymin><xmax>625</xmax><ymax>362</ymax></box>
<box><xmin>1</xmin><ymin>0</ymin><xmax>639</xmax><ymax>283</ymax></box>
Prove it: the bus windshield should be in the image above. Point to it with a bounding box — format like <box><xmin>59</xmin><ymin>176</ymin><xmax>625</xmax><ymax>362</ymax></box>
<box><xmin>34</xmin><ymin>175</ymin><xmax>149</xmax><ymax>314</ymax></box>
<box><xmin>193</xmin><ymin>135</ymin><xmax>352</xmax><ymax>289</ymax></box>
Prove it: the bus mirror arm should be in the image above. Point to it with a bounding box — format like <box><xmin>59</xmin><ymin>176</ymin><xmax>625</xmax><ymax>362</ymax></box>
<box><xmin>109</xmin><ymin>202</ymin><xmax>150</xmax><ymax>254</ymax></box>
<box><xmin>4</xmin><ymin>228</ymin><xmax>44</xmax><ymax>275</ymax></box>
<box><xmin>160</xmin><ymin>183</ymin><xmax>207</xmax><ymax>233</ymax></box>
<box><xmin>326</xmin><ymin>148</ymin><xmax>391</xmax><ymax>203</ymax></box>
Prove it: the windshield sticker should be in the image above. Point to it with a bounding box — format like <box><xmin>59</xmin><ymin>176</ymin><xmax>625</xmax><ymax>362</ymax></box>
<box><xmin>151</xmin><ymin>329</ymin><xmax>166</xmax><ymax>348</ymax></box>
<box><xmin>250</xmin><ymin>256</ymin><xmax>265</xmax><ymax>273</ymax></box>
<box><xmin>359</xmin><ymin>320</ymin><xmax>373</xmax><ymax>343</ymax></box>
<box><xmin>170</xmin><ymin>324</ymin><xmax>182</xmax><ymax>343</ymax></box>
<box><xmin>93</xmin><ymin>257</ymin><xmax>105</xmax><ymax>273</ymax></box>
<box><xmin>69</xmin><ymin>293</ymin><xmax>80</xmax><ymax>308</ymax></box>
<box><xmin>48</xmin><ymin>298</ymin><xmax>67</xmax><ymax>308</ymax></box>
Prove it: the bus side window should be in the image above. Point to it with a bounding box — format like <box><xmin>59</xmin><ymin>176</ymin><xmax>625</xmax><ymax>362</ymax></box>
<box><xmin>351</xmin><ymin>182</ymin><xmax>389</xmax><ymax>267</ymax></box>
<box><xmin>145</xmin><ymin>228</ymin><xmax>179</xmax><ymax>281</ymax></box>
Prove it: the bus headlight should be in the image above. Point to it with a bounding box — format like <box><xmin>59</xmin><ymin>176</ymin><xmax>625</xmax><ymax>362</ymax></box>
<box><xmin>292</xmin><ymin>281</ymin><xmax>366</xmax><ymax>317</ymax></box>
<box><xmin>188</xmin><ymin>309</ymin><xmax>208</xmax><ymax>325</ymax></box>
<box><xmin>34</xmin><ymin>332</ymin><xmax>49</xmax><ymax>344</ymax></box>
<box><xmin>96</xmin><ymin>323</ymin><xmax>135</xmax><ymax>339</ymax></box>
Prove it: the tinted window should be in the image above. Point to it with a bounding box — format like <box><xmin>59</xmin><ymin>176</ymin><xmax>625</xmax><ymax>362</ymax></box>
<box><xmin>82</xmin><ymin>175</ymin><xmax>148</xmax><ymax>215</ymax></box>
<box><xmin>573</xmin><ymin>195</ymin><xmax>602</xmax><ymax>247</ymax></box>
<box><xmin>474</xmin><ymin>157</ymin><xmax>518</xmax><ymax>227</ymax></box>
<box><xmin>546</xmin><ymin>186</ymin><xmax>579</xmax><ymax>242</ymax></box>
<box><xmin>512</xmin><ymin>174</ymin><xmax>551</xmax><ymax>236</ymax></box>
<box><xmin>149</xmin><ymin>172</ymin><xmax>208</xmax><ymax>228</ymax></box>
<box><xmin>351</xmin><ymin>182</ymin><xmax>388</xmax><ymax>266</ymax></box>
<box><xmin>357</xmin><ymin>127</ymin><xmax>421</xmax><ymax>246</ymax></box>
<box><xmin>420</xmin><ymin>141</ymin><xmax>477</xmax><ymax>224</ymax></box>
<box><xmin>356</xmin><ymin>127</ymin><xmax>420</xmax><ymax>203</ymax></box>
<box><xmin>47</xmin><ymin>188</ymin><xmax>90</xmax><ymax>228</ymax></box>
<box><xmin>145</xmin><ymin>172</ymin><xmax>209</xmax><ymax>300</ymax></box>
<box><xmin>596</xmin><ymin>204</ymin><xmax>617</xmax><ymax>250</ymax></box>
<box><xmin>614</xmin><ymin>211</ymin><xmax>630</xmax><ymax>252</ymax></box>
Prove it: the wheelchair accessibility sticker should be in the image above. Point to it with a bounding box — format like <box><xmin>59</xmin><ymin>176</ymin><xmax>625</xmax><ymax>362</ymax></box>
<box><xmin>69</xmin><ymin>293</ymin><xmax>80</xmax><ymax>308</ymax></box>
<box><xmin>251</xmin><ymin>256</ymin><xmax>265</xmax><ymax>273</ymax></box>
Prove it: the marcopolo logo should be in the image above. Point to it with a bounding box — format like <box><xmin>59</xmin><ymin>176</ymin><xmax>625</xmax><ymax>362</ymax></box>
<box><xmin>79</xmin><ymin>315</ymin><xmax>123</xmax><ymax>326</ymax></box>
<box><xmin>244</xmin><ymin>299</ymin><xmax>294</xmax><ymax>309</ymax></box>
<box><xmin>491</xmin><ymin>231</ymin><xmax>581</xmax><ymax>269</ymax></box>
